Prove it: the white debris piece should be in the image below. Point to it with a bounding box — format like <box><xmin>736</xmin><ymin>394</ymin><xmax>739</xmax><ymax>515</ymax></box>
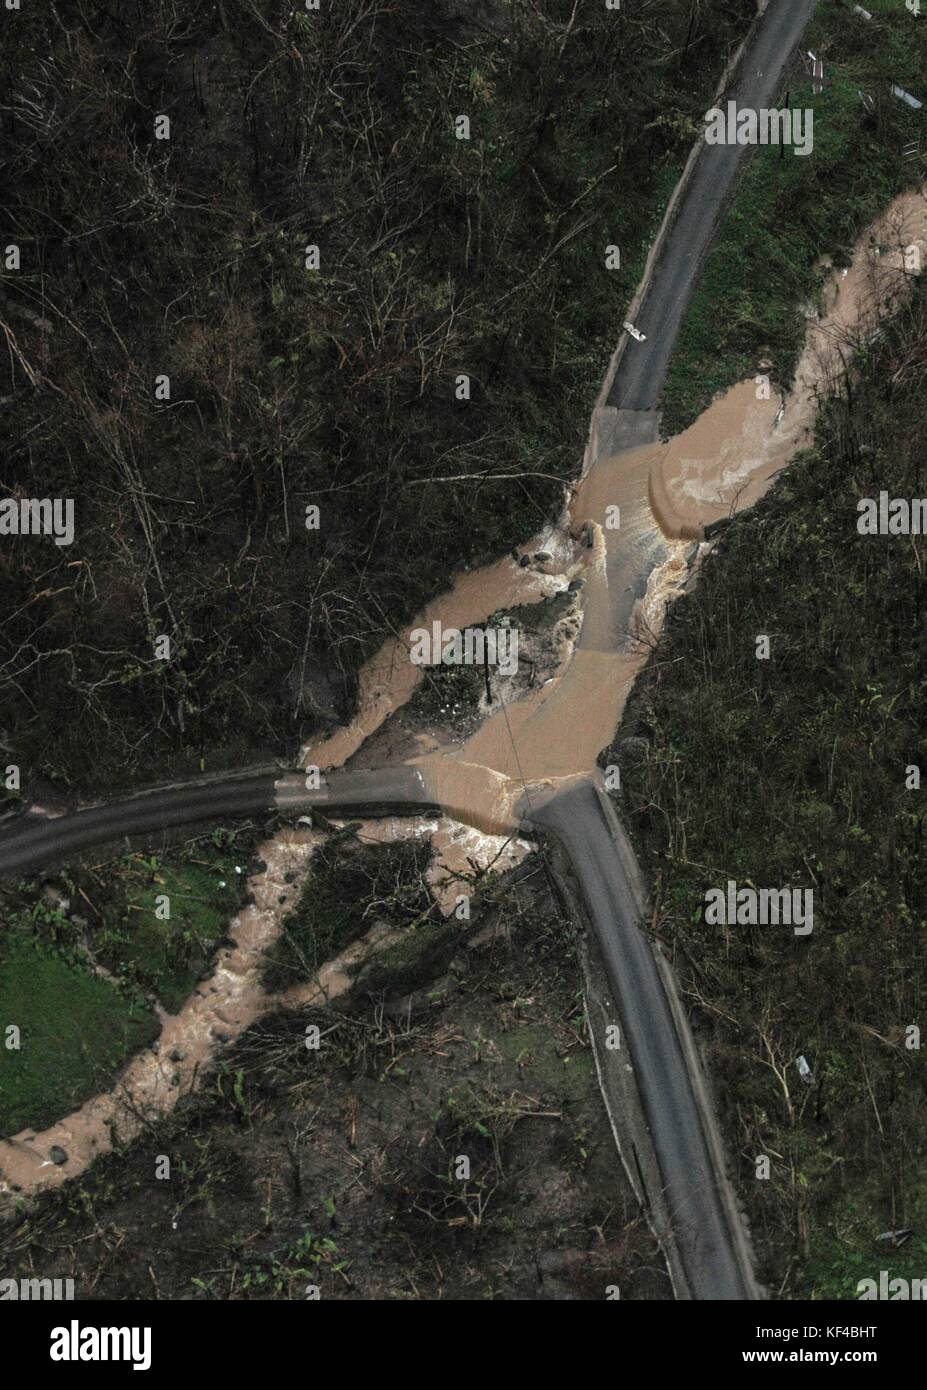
<box><xmin>890</xmin><ymin>83</ymin><xmax>922</xmax><ymax>110</ymax></box>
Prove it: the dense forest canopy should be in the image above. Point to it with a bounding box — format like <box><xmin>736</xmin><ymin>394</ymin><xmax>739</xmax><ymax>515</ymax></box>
<box><xmin>0</xmin><ymin>0</ymin><xmax>753</xmax><ymax>795</ymax></box>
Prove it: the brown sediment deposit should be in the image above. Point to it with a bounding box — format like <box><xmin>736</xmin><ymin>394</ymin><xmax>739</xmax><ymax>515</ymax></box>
<box><xmin>0</xmin><ymin>816</ymin><xmax>528</xmax><ymax>1203</ymax></box>
<box><xmin>408</xmin><ymin>191</ymin><xmax>927</xmax><ymax>826</ymax></box>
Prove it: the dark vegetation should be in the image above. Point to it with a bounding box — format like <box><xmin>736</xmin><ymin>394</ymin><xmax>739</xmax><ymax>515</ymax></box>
<box><xmin>0</xmin><ymin>863</ymin><xmax>671</xmax><ymax>1300</ymax></box>
<box><xmin>259</xmin><ymin>835</ymin><xmax>435</xmax><ymax>991</ymax></box>
<box><xmin>0</xmin><ymin>0</ymin><xmax>754</xmax><ymax>799</ymax></box>
<box><xmin>609</xmin><ymin>275</ymin><xmax>927</xmax><ymax>1297</ymax></box>
<box><xmin>661</xmin><ymin>0</ymin><xmax>927</xmax><ymax>433</ymax></box>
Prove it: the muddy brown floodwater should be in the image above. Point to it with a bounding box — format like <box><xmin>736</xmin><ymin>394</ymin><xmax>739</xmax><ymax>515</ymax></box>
<box><xmin>327</xmin><ymin>190</ymin><xmax>926</xmax><ymax>832</ymax></box>
<box><xmin>3</xmin><ymin>191</ymin><xmax>924</xmax><ymax>1206</ymax></box>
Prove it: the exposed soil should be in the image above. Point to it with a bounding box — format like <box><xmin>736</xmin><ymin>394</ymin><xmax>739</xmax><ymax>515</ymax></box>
<box><xmin>0</xmin><ymin>816</ymin><xmax>530</xmax><ymax>1204</ymax></box>
<box><xmin>297</xmin><ymin>193</ymin><xmax>927</xmax><ymax>842</ymax></box>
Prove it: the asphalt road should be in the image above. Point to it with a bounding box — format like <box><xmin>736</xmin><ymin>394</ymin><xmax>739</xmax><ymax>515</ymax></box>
<box><xmin>0</xmin><ymin>766</ymin><xmax>438</xmax><ymax>876</ymax></box>
<box><xmin>609</xmin><ymin>0</ymin><xmax>818</xmax><ymax>411</ymax></box>
<box><xmin>0</xmin><ymin>774</ymin><xmax>278</xmax><ymax>876</ymax></box>
<box><xmin>528</xmin><ymin>779</ymin><xmax>753</xmax><ymax>1300</ymax></box>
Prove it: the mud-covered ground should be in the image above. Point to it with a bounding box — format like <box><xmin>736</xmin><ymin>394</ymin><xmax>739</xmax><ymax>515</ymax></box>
<box><xmin>0</xmin><ymin>859</ymin><xmax>669</xmax><ymax>1301</ymax></box>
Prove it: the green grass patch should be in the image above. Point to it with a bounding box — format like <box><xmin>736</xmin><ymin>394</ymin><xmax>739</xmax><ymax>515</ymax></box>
<box><xmin>97</xmin><ymin>847</ymin><xmax>247</xmax><ymax>1013</ymax></box>
<box><xmin>495</xmin><ymin>1023</ymin><xmax>593</xmax><ymax>1104</ymax></box>
<box><xmin>803</xmin><ymin>1226</ymin><xmax>927</xmax><ymax>1300</ymax></box>
<box><xmin>661</xmin><ymin>0</ymin><xmax>927</xmax><ymax>434</ymax></box>
<box><xmin>0</xmin><ymin>935</ymin><xmax>158</xmax><ymax>1138</ymax></box>
<box><xmin>0</xmin><ymin>827</ymin><xmax>255</xmax><ymax>1136</ymax></box>
<box><xmin>799</xmin><ymin>1163</ymin><xmax>927</xmax><ymax>1298</ymax></box>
